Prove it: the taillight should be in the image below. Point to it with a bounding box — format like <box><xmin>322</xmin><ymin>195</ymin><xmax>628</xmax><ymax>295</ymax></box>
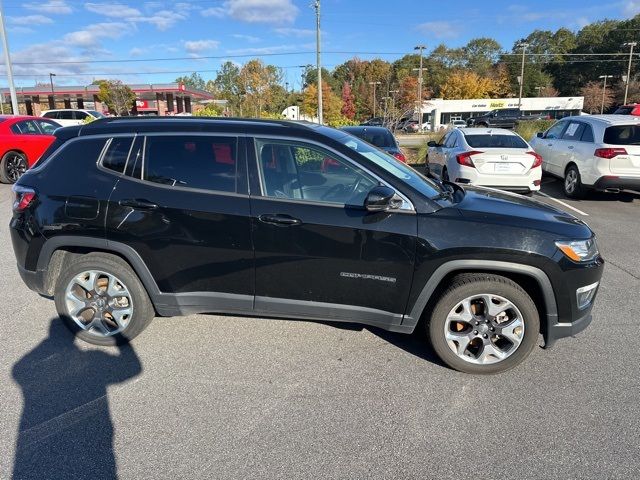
<box><xmin>393</xmin><ymin>152</ymin><xmax>406</xmax><ymax>163</ymax></box>
<box><xmin>526</xmin><ymin>151</ymin><xmax>543</xmax><ymax>168</ymax></box>
<box><xmin>594</xmin><ymin>148</ymin><xmax>628</xmax><ymax>159</ymax></box>
<box><xmin>456</xmin><ymin>151</ymin><xmax>482</xmax><ymax>167</ymax></box>
<box><xmin>12</xmin><ymin>185</ymin><xmax>36</xmax><ymax>213</ymax></box>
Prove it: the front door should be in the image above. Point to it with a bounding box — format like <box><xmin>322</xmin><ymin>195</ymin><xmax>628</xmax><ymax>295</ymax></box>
<box><xmin>248</xmin><ymin>137</ymin><xmax>417</xmax><ymax>328</ymax></box>
<box><xmin>106</xmin><ymin>133</ymin><xmax>254</xmax><ymax>313</ymax></box>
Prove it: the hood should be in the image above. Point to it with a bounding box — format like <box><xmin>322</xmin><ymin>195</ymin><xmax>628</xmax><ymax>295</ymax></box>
<box><xmin>450</xmin><ymin>186</ymin><xmax>593</xmax><ymax>238</ymax></box>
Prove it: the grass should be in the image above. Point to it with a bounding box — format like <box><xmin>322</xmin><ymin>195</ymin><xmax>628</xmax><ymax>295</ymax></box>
<box><xmin>514</xmin><ymin>119</ymin><xmax>555</xmax><ymax>142</ymax></box>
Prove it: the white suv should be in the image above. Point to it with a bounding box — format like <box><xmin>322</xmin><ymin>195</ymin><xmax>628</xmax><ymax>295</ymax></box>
<box><xmin>40</xmin><ymin>109</ymin><xmax>105</xmax><ymax>127</ymax></box>
<box><xmin>530</xmin><ymin>115</ymin><xmax>640</xmax><ymax>198</ymax></box>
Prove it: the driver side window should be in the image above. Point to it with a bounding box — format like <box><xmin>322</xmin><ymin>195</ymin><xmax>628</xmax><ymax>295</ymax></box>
<box><xmin>256</xmin><ymin>139</ymin><xmax>376</xmax><ymax>205</ymax></box>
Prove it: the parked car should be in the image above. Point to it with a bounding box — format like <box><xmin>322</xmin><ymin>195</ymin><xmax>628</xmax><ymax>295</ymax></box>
<box><xmin>529</xmin><ymin>114</ymin><xmax>640</xmax><ymax>198</ymax></box>
<box><xmin>467</xmin><ymin>109</ymin><xmax>548</xmax><ymax>129</ymax></box>
<box><xmin>11</xmin><ymin>117</ymin><xmax>603</xmax><ymax>374</ymax></box>
<box><xmin>360</xmin><ymin>117</ymin><xmax>384</xmax><ymax>127</ymax></box>
<box><xmin>0</xmin><ymin>115</ymin><xmax>61</xmax><ymax>183</ymax></box>
<box><xmin>341</xmin><ymin>126</ymin><xmax>406</xmax><ymax>162</ymax></box>
<box><xmin>426</xmin><ymin>128</ymin><xmax>542</xmax><ymax>193</ymax></box>
<box><xmin>41</xmin><ymin>109</ymin><xmax>105</xmax><ymax>127</ymax></box>
<box><xmin>613</xmin><ymin>104</ymin><xmax>640</xmax><ymax>115</ymax></box>
<box><xmin>449</xmin><ymin>120</ymin><xmax>467</xmax><ymax>128</ymax></box>
<box><xmin>402</xmin><ymin>120</ymin><xmax>419</xmax><ymax>133</ymax></box>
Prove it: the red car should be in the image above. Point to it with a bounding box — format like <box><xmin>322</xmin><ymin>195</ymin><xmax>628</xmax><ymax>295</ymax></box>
<box><xmin>0</xmin><ymin>115</ymin><xmax>61</xmax><ymax>183</ymax></box>
<box><xmin>613</xmin><ymin>104</ymin><xmax>640</xmax><ymax>115</ymax></box>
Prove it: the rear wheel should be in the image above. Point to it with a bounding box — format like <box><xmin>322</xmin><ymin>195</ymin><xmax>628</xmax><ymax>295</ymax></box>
<box><xmin>428</xmin><ymin>273</ymin><xmax>540</xmax><ymax>374</ymax></box>
<box><xmin>54</xmin><ymin>253</ymin><xmax>154</xmax><ymax>346</ymax></box>
<box><xmin>0</xmin><ymin>151</ymin><xmax>28</xmax><ymax>184</ymax></box>
<box><xmin>563</xmin><ymin>165</ymin><xmax>585</xmax><ymax>199</ymax></box>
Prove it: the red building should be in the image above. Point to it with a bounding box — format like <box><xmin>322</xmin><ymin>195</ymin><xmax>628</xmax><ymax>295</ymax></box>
<box><xmin>0</xmin><ymin>82</ymin><xmax>220</xmax><ymax>116</ymax></box>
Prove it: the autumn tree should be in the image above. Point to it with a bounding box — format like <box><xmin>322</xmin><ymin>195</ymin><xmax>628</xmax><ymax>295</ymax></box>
<box><xmin>581</xmin><ymin>81</ymin><xmax>614</xmax><ymax>113</ymax></box>
<box><xmin>238</xmin><ymin>59</ymin><xmax>284</xmax><ymax>117</ymax></box>
<box><xmin>439</xmin><ymin>71</ymin><xmax>496</xmax><ymax>99</ymax></box>
<box><xmin>538</xmin><ymin>86</ymin><xmax>559</xmax><ymax>97</ymax></box>
<box><xmin>302</xmin><ymin>81</ymin><xmax>343</xmax><ymax>124</ymax></box>
<box><xmin>97</xmin><ymin>80</ymin><xmax>136</xmax><ymax>115</ymax></box>
<box><xmin>489</xmin><ymin>63</ymin><xmax>513</xmax><ymax>97</ymax></box>
<box><xmin>341</xmin><ymin>82</ymin><xmax>356</xmax><ymax>119</ymax></box>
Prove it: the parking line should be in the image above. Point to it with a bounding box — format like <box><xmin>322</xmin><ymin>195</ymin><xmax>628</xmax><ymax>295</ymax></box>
<box><xmin>535</xmin><ymin>191</ymin><xmax>589</xmax><ymax>216</ymax></box>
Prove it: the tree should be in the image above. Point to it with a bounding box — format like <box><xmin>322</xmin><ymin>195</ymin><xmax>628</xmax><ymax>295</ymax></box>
<box><xmin>195</xmin><ymin>102</ymin><xmax>223</xmax><ymax>117</ymax></box>
<box><xmin>302</xmin><ymin>81</ymin><xmax>343</xmax><ymax>123</ymax></box>
<box><xmin>464</xmin><ymin>38</ymin><xmax>503</xmax><ymax>77</ymax></box>
<box><xmin>439</xmin><ymin>71</ymin><xmax>495</xmax><ymax>99</ymax></box>
<box><xmin>341</xmin><ymin>82</ymin><xmax>356</xmax><ymax>119</ymax></box>
<box><xmin>538</xmin><ymin>85</ymin><xmax>559</xmax><ymax>97</ymax></box>
<box><xmin>97</xmin><ymin>80</ymin><xmax>136</xmax><ymax>115</ymax></box>
<box><xmin>581</xmin><ymin>81</ymin><xmax>614</xmax><ymax>114</ymax></box>
<box><xmin>238</xmin><ymin>59</ymin><xmax>284</xmax><ymax>117</ymax></box>
<box><xmin>489</xmin><ymin>63</ymin><xmax>513</xmax><ymax>97</ymax></box>
<box><xmin>175</xmin><ymin>72</ymin><xmax>206</xmax><ymax>90</ymax></box>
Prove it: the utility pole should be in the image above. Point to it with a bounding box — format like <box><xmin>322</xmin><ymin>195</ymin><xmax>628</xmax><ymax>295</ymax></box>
<box><xmin>49</xmin><ymin>72</ymin><xmax>56</xmax><ymax>109</ymax></box>
<box><xmin>517</xmin><ymin>42</ymin><xmax>529</xmax><ymax>110</ymax></box>
<box><xmin>623</xmin><ymin>42</ymin><xmax>637</xmax><ymax>105</ymax></box>
<box><xmin>599</xmin><ymin>75</ymin><xmax>614</xmax><ymax>113</ymax></box>
<box><xmin>0</xmin><ymin>0</ymin><xmax>19</xmax><ymax>114</ymax></box>
<box><xmin>368</xmin><ymin>81</ymin><xmax>381</xmax><ymax>118</ymax></box>
<box><xmin>314</xmin><ymin>0</ymin><xmax>322</xmax><ymax>124</ymax></box>
<box><xmin>414</xmin><ymin>44</ymin><xmax>426</xmax><ymax>131</ymax></box>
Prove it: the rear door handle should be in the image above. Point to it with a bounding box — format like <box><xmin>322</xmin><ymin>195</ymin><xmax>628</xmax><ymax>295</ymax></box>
<box><xmin>547</xmin><ymin>143</ymin><xmax>553</xmax><ymax>147</ymax></box>
<box><xmin>258</xmin><ymin>214</ymin><xmax>301</xmax><ymax>226</ymax></box>
<box><xmin>119</xmin><ymin>199</ymin><xmax>158</xmax><ymax>210</ymax></box>
<box><xmin>568</xmin><ymin>145</ymin><xmax>574</xmax><ymax>150</ymax></box>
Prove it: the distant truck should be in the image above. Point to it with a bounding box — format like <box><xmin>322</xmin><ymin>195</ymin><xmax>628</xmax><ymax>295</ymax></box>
<box><xmin>466</xmin><ymin>108</ymin><xmax>549</xmax><ymax>129</ymax></box>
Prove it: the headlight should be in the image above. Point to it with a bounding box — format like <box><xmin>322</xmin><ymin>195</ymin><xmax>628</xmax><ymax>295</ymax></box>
<box><xmin>555</xmin><ymin>238</ymin><xmax>599</xmax><ymax>262</ymax></box>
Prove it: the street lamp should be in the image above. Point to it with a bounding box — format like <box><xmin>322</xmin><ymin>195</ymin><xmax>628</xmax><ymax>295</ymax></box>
<box><xmin>599</xmin><ymin>75</ymin><xmax>614</xmax><ymax>114</ymax></box>
<box><xmin>368</xmin><ymin>81</ymin><xmax>381</xmax><ymax>118</ymax></box>
<box><xmin>414</xmin><ymin>44</ymin><xmax>427</xmax><ymax>131</ymax></box>
<box><xmin>623</xmin><ymin>42</ymin><xmax>637</xmax><ymax>105</ymax></box>
<box><xmin>535</xmin><ymin>86</ymin><xmax>544</xmax><ymax>96</ymax></box>
<box><xmin>517</xmin><ymin>42</ymin><xmax>530</xmax><ymax>109</ymax></box>
<box><xmin>49</xmin><ymin>72</ymin><xmax>56</xmax><ymax>109</ymax></box>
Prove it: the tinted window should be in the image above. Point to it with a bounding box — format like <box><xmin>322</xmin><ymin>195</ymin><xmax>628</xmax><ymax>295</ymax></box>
<box><xmin>603</xmin><ymin>125</ymin><xmax>640</xmax><ymax>145</ymax></box>
<box><xmin>464</xmin><ymin>134</ymin><xmax>528</xmax><ymax>149</ymax></box>
<box><xmin>102</xmin><ymin>137</ymin><xmax>134</xmax><ymax>174</ymax></box>
<box><xmin>75</xmin><ymin>111</ymin><xmax>89</xmax><ymax>120</ymax></box>
<box><xmin>143</xmin><ymin>136</ymin><xmax>237</xmax><ymax>192</ymax></box>
<box><xmin>545</xmin><ymin>121</ymin><xmax>568</xmax><ymax>139</ymax></box>
<box><xmin>561</xmin><ymin>122</ymin><xmax>586</xmax><ymax>141</ymax></box>
<box><xmin>32</xmin><ymin>137</ymin><xmax>107</xmax><ymax>171</ymax></box>
<box><xmin>614</xmin><ymin>107</ymin><xmax>633</xmax><ymax>115</ymax></box>
<box><xmin>256</xmin><ymin>139</ymin><xmax>376</xmax><ymax>205</ymax></box>
<box><xmin>581</xmin><ymin>125</ymin><xmax>594</xmax><ymax>143</ymax></box>
<box><xmin>58</xmin><ymin>111</ymin><xmax>74</xmax><ymax>120</ymax></box>
<box><xmin>11</xmin><ymin>120</ymin><xmax>40</xmax><ymax>135</ymax></box>
<box><xmin>35</xmin><ymin>119</ymin><xmax>59</xmax><ymax>134</ymax></box>
<box><xmin>125</xmin><ymin>137</ymin><xmax>144</xmax><ymax>178</ymax></box>
<box><xmin>88</xmin><ymin>110</ymin><xmax>104</xmax><ymax>118</ymax></box>
<box><xmin>342</xmin><ymin>128</ymin><xmax>395</xmax><ymax>148</ymax></box>
<box><xmin>42</xmin><ymin>111</ymin><xmax>58</xmax><ymax>119</ymax></box>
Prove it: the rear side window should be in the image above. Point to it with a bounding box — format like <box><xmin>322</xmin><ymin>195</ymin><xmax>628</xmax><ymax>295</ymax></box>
<box><xmin>11</xmin><ymin>120</ymin><xmax>40</xmax><ymax>135</ymax></box>
<box><xmin>143</xmin><ymin>136</ymin><xmax>238</xmax><ymax>193</ymax></box>
<box><xmin>31</xmin><ymin>137</ymin><xmax>107</xmax><ymax>171</ymax></box>
<box><xmin>102</xmin><ymin>137</ymin><xmax>134</xmax><ymax>174</ymax></box>
<box><xmin>59</xmin><ymin>111</ymin><xmax>74</xmax><ymax>120</ymax></box>
<box><xmin>75</xmin><ymin>111</ymin><xmax>89</xmax><ymax>120</ymax></box>
<box><xmin>604</xmin><ymin>125</ymin><xmax>640</xmax><ymax>145</ymax></box>
<box><xmin>580</xmin><ymin>125</ymin><xmax>594</xmax><ymax>143</ymax></box>
<box><xmin>561</xmin><ymin>122</ymin><xmax>586</xmax><ymax>141</ymax></box>
<box><xmin>464</xmin><ymin>134</ymin><xmax>528</xmax><ymax>149</ymax></box>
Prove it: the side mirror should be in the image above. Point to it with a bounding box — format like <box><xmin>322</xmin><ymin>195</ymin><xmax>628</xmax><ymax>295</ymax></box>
<box><xmin>364</xmin><ymin>185</ymin><xmax>400</xmax><ymax>212</ymax></box>
<box><xmin>536</xmin><ymin>132</ymin><xmax>544</xmax><ymax>138</ymax></box>
<box><xmin>427</xmin><ymin>140</ymin><xmax>437</xmax><ymax>147</ymax></box>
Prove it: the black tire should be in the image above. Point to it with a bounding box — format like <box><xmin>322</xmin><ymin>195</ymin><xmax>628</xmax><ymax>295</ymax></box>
<box><xmin>0</xmin><ymin>151</ymin><xmax>28</xmax><ymax>184</ymax></box>
<box><xmin>563</xmin><ymin>164</ymin><xmax>586</xmax><ymax>199</ymax></box>
<box><xmin>427</xmin><ymin>273</ymin><xmax>540</xmax><ymax>374</ymax></box>
<box><xmin>441</xmin><ymin>167</ymin><xmax>449</xmax><ymax>182</ymax></box>
<box><xmin>54</xmin><ymin>252</ymin><xmax>154</xmax><ymax>346</ymax></box>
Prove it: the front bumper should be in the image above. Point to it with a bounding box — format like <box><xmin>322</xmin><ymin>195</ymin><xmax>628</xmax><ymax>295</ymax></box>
<box><xmin>592</xmin><ymin>176</ymin><xmax>640</xmax><ymax>192</ymax></box>
<box><xmin>544</xmin><ymin>310</ymin><xmax>593</xmax><ymax>348</ymax></box>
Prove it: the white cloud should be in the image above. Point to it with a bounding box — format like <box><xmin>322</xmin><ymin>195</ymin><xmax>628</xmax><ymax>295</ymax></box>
<box><xmin>232</xmin><ymin>34</ymin><xmax>261</xmax><ymax>43</ymax></box>
<box><xmin>274</xmin><ymin>27</ymin><xmax>314</xmax><ymax>37</ymax></box>
<box><xmin>85</xmin><ymin>3</ymin><xmax>142</xmax><ymax>18</ymax></box>
<box><xmin>63</xmin><ymin>22</ymin><xmax>134</xmax><ymax>49</ymax></box>
<box><xmin>24</xmin><ymin>0</ymin><xmax>72</xmax><ymax>14</ymax></box>
<box><xmin>129</xmin><ymin>47</ymin><xmax>146</xmax><ymax>56</ymax></box>
<box><xmin>202</xmin><ymin>0</ymin><xmax>298</xmax><ymax>25</ymax></box>
<box><xmin>623</xmin><ymin>0</ymin><xmax>640</xmax><ymax>16</ymax></box>
<box><xmin>416</xmin><ymin>21</ymin><xmax>459</xmax><ymax>39</ymax></box>
<box><xmin>7</xmin><ymin>15</ymin><xmax>53</xmax><ymax>26</ymax></box>
<box><xmin>184</xmin><ymin>39</ymin><xmax>221</xmax><ymax>53</ymax></box>
<box><xmin>226</xmin><ymin>43</ymin><xmax>312</xmax><ymax>55</ymax></box>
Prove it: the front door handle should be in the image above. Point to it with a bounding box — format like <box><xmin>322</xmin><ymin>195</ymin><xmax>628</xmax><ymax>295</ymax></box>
<box><xmin>547</xmin><ymin>143</ymin><xmax>553</xmax><ymax>147</ymax></box>
<box><xmin>568</xmin><ymin>145</ymin><xmax>574</xmax><ymax>150</ymax></box>
<box><xmin>119</xmin><ymin>199</ymin><xmax>158</xmax><ymax>210</ymax></box>
<box><xmin>258</xmin><ymin>214</ymin><xmax>301</xmax><ymax>226</ymax></box>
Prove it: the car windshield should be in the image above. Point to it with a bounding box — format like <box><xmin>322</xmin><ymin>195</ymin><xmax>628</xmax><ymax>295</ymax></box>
<box><xmin>464</xmin><ymin>134</ymin><xmax>528</xmax><ymax>149</ymax></box>
<box><xmin>333</xmin><ymin>131</ymin><xmax>441</xmax><ymax>197</ymax></box>
<box><xmin>342</xmin><ymin>128</ymin><xmax>396</xmax><ymax>148</ymax></box>
<box><xmin>604</xmin><ymin>125</ymin><xmax>640</xmax><ymax>145</ymax></box>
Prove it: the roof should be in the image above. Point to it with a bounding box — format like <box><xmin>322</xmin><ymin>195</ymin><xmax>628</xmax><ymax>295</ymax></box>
<box><xmin>560</xmin><ymin>114</ymin><xmax>640</xmax><ymax>126</ymax></box>
<box><xmin>458</xmin><ymin>127</ymin><xmax>518</xmax><ymax>135</ymax></box>
<box><xmin>341</xmin><ymin>126</ymin><xmax>392</xmax><ymax>133</ymax></box>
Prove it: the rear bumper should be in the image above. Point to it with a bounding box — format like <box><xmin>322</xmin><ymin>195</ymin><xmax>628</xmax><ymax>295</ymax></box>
<box><xmin>17</xmin><ymin>263</ymin><xmax>47</xmax><ymax>295</ymax></box>
<box><xmin>454</xmin><ymin>165</ymin><xmax>542</xmax><ymax>192</ymax></box>
<box><xmin>592</xmin><ymin>176</ymin><xmax>640</xmax><ymax>191</ymax></box>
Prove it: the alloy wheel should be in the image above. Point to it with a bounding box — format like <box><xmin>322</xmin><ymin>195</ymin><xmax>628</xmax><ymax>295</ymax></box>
<box><xmin>5</xmin><ymin>154</ymin><xmax>27</xmax><ymax>182</ymax></box>
<box><xmin>444</xmin><ymin>294</ymin><xmax>525</xmax><ymax>365</ymax></box>
<box><xmin>64</xmin><ymin>270</ymin><xmax>133</xmax><ymax>337</ymax></box>
<box><xmin>565</xmin><ymin>170</ymin><xmax>577</xmax><ymax>194</ymax></box>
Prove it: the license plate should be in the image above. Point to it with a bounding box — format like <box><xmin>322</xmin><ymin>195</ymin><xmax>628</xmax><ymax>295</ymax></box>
<box><xmin>494</xmin><ymin>163</ymin><xmax>512</xmax><ymax>173</ymax></box>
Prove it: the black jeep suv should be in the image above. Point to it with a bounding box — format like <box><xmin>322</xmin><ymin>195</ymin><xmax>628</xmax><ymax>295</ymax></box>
<box><xmin>10</xmin><ymin>117</ymin><xmax>604</xmax><ymax>374</ymax></box>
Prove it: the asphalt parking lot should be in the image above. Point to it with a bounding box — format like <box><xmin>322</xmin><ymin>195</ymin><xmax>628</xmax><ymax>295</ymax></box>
<box><xmin>1</xmin><ymin>179</ymin><xmax>639</xmax><ymax>479</ymax></box>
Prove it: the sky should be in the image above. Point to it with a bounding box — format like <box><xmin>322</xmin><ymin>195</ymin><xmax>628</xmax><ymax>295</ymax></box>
<box><xmin>1</xmin><ymin>0</ymin><xmax>640</xmax><ymax>89</ymax></box>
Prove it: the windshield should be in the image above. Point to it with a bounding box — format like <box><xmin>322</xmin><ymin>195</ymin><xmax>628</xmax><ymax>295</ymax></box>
<box><xmin>88</xmin><ymin>110</ymin><xmax>105</xmax><ymax>118</ymax></box>
<box><xmin>333</xmin><ymin>131</ymin><xmax>441</xmax><ymax>197</ymax></box>
<box><xmin>464</xmin><ymin>134</ymin><xmax>528</xmax><ymax>149</ymax></box>
<box><xmin>604</xmin><ymin>125</ymin><xmax>640</xmax><ymax>145</ymax></box>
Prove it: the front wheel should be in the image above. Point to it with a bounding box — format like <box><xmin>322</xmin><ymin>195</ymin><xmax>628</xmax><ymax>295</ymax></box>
<box><xmin>428</xmin><ymin>273</ymin><xmax>540</xmax><ymax>374</ymax></box>
<box><xmin>0</xmin><ymin>151</ymin><xmax>28</xmax><ymax>184</ymax></box>
<box><xmin>54</xmin><ymin>253</ymin><xmax>154</xmax><ymax>346</ymax></box>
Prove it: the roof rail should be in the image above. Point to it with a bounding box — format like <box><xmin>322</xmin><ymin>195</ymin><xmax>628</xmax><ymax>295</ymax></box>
<box><xmin>87</xmin><ymin>116</ymin><xmax>317</xmax><ymax>129</ymax></box>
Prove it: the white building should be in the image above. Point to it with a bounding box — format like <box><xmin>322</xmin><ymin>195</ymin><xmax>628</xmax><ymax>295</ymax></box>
<box><xmin>414</xmin><ymin>96</ymin><xmax>584</xmax><ymax>130</ymax></box>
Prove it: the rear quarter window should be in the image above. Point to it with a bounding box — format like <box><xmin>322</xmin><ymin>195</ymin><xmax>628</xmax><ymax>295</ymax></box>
<box><xmin>603</xmin><ymin>125</ymin><xmax>640</xmax><ymax>145</ymax></box>
<box><xmin>31</xmin><ymin>137</ymin><xmax>107</xmax><ymax>172</ymax></box>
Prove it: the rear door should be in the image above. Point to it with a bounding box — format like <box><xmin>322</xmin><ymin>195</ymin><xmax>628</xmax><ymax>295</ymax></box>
<box><xmin>248</xmin><ymin>136</ymin><xmax>417</xmax><ymax>327</ymax></box>
<box><xmin>105</xmin><ymin>133</ymin><xmax>254</xmax><ymax>312</ymax></box>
